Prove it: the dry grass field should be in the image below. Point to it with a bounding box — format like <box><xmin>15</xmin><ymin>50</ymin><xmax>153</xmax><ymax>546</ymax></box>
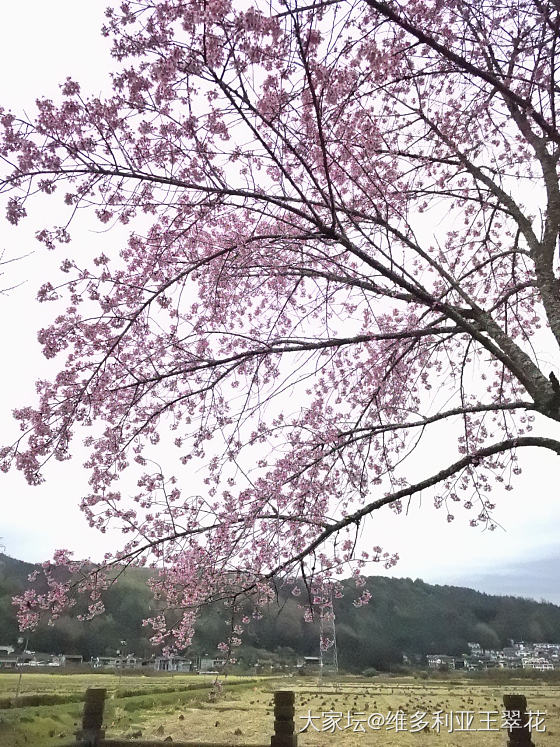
<box><xmin>0</xmin><ymin>672</ymin><xmax>251</xmax><ymax>699</ymax></box>
<box><xmin>110</xmin><ymin>677</ymin><xmax>557</xmax><ymax>746</ymax></box>
<box><xmin>0</xmin><ymin>673</ymin><xmax>557</xmax><ymax>746</ymax></box>
<box><xmin>0</xmin><ymin>672</ymin><xmax>262</xmax><ymax>746</ymax></box>
<box><xmin>292</xmin><ymin>679</ymin><xmax>558</xmax><ymax>746</ymax></box>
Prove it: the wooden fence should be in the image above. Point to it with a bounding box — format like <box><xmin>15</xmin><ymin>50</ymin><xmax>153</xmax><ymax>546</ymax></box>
<box><xmin>71</xmin><ymin>687</ymin><xmax>297</xmax><ymax>747</ymax></box>
<box><xmin>69</xmin><ymin>688</ymin><xmax>539</xmax><ymax>747</ymax></box>
<box><xmin>503</xmin><ymin>695</ymin><xmax>537</xmax><ymax>747</ymax></box>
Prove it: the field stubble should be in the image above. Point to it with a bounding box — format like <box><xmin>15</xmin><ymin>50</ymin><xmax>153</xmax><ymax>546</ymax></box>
<box><xmin>0</xmin><ymin>674</ymin><xmax>558</xmax><ymax>746</ymax></box>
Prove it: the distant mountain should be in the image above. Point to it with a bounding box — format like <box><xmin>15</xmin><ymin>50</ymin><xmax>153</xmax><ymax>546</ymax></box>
<box><xmin>0</xmin><ymin>553</ymin><xmax>155</xmax><ymax>659</ymax></box>
<box><xmin>2</xmin><ymin>553</ymin><xmax>560</xmax><ymax>671</ymax></box>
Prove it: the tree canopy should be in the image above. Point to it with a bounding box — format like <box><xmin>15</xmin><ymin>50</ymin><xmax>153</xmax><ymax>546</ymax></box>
<box><xmin>2</xmin><ymin>0</ymin><xmax>560</xmax><ymax>652</ymax></box>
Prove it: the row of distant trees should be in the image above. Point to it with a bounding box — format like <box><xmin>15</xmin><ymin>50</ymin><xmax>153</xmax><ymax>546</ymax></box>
<box><xmin>2</xmin><ymin>557</ymin><xmax>559</xmax><ymax>670</ymax></box>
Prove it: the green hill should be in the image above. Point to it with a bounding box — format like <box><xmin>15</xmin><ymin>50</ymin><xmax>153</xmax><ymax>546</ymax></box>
<box><xmin>1</xmin><ymin>553</ymin><xmax>560</xmax><ymax>670</ymax></box>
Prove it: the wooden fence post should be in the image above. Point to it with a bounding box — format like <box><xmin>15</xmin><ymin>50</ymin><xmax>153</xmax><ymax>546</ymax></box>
<box><xmin>76</xmin><ymin>688</ymin><xmax>106</xmax><ymax>746</ymax></box>
<box><xmin>271</xmin><ymin>690</ymin><xmax>297</xmax><ymax>747</ymax></box>
<box><xmin>503</xmin><ymin>694</ymin><xmax>535</xmax><ymax>747</ymax></box>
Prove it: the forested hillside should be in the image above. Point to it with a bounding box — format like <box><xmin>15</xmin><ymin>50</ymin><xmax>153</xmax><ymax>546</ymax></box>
<box><xmin>1</xmin><ymin>554</ymin><xmax>559</xmax><ymax>671</ymax></box>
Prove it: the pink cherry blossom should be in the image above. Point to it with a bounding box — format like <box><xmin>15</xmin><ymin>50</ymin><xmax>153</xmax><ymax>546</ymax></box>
<box><xmin>2</xmin><ymin>0</ymin><xmax>560</xmax><ymax>650</ymax></box>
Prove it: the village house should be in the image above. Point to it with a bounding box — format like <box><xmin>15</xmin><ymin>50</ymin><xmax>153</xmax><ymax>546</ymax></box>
<box><xmin>296</xmin><ymin>656</ymin><xmax>321</xmax><ymax>674</ymax></box>
<box><xmin>197</xmin><ymin>656</ymin><xmax>226</xmax><ymax>673</ymax></box>
<box><xmin>427</xmin><ymin>654</ymin><xmax>457</xmax><ymax>670</ymax></box>
<box><xmin>522</xmin><ymin>656</ymin><xmax>554</xmax><ymax>671</ymax></box>
<box><xmin>429</xmin><ymin>640</ymin><xmax>557</xmax><ymax>671</ymax></box>
<box><xmin>0</xmin><ymin>645</ymin><xmax>18</xmax><ymax>670</ymax></box>
<box><xmin>61</xmin><ymin>654</ymin><xmax>84</xmax><ymax>666</ymax></box>
<box><xmin>154</xmin><ymin>655</ymin><xmax>193</xmax><ymax>672</ymax></box>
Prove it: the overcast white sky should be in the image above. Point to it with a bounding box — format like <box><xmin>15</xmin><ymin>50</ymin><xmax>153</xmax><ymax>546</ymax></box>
<box><xmin>1</xmin><ymin>2</ymin><xmax>559</xmax><ymax>605</ymax></box>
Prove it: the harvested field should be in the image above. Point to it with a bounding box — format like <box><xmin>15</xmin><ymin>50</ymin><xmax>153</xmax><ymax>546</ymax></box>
<box><xmin>0</xmin><ymin>673</ymin><xmax>557</xmax><ymax>746</ymax></box>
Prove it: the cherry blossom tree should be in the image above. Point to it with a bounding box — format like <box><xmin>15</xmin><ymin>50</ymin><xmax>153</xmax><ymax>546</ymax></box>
<box><xmin>2</xmin><ymin>0</ymin><xmax>560</xmax><ymax>650</ymax></box>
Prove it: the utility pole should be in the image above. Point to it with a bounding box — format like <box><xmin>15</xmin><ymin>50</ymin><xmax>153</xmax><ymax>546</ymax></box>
<box><xmin>319</xmin><ymin>585</ymin><xmax>339</xmax><ymax>678</ymax></box>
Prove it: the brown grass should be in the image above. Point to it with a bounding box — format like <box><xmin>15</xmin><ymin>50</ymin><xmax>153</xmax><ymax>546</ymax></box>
<box><xmin>0</xmin><ymin>673</ymin><xmax>557</xmax><ymax>746</ymax></box>
<box><xmin>106</xmin><ymin>676</ymin><xmax>560</xmax><ymax>746</ymax></box>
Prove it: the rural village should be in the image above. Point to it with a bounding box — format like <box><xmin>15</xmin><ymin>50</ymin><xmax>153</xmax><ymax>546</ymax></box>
<box><xmin>2</xmin><ymin>640</ymin><xmax>560</xmax><ymax>673</ymax></box>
